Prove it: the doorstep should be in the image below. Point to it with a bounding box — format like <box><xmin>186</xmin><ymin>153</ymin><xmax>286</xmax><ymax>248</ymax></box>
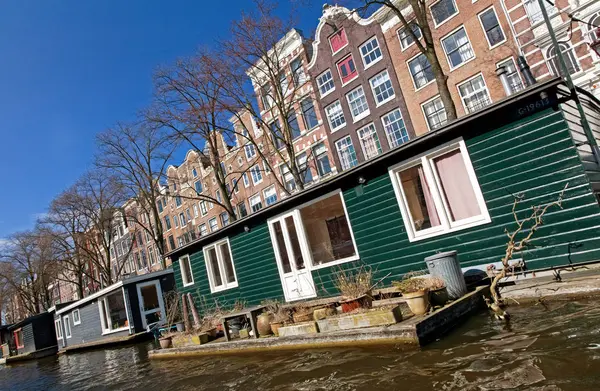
<box><xmin>148</xmin><ymin>286</ymin><xmax>489</xmax><ymax>359</ymax></box>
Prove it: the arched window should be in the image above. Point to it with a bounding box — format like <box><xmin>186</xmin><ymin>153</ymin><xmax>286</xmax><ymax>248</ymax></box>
<box><xmin>586</xmin><ymin>12</ymin><xmax>600</xmax><ymax>42</ymax></box>
<box><xmin>546</xmin><ymin>43</ymin><xmax>581</xmax><ymax>76</ymax></box>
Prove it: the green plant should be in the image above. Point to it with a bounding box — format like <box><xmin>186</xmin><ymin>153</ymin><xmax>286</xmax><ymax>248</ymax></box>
<box><xmin>334</xmin><ymin>265</ymin><xmax>373</xmax><ymax>299</ymax></box>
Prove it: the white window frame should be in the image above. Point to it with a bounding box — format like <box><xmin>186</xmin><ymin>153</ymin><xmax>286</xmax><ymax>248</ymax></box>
<box><xmin>457</xmin><ymin>73</ymin><xmax>492</xmax><ymax>114</ymax></box>
<box><xmin>325</xmin><ymin>100</ymin><xmax>347</xmax><ymax>132</ymax></box>
<box><xmin>477</xmin><ymin>6</ymin><xmax>506</xmax><ymax>49</ymax></box>
<box><xmin>98</xmin><ymin>289</ymin><xmax>130</xmax><ymax>335</ymax></box>
<box><xmin>369</xmin><ymin>70</ymin><xmax>395</xmax><ymax>107</ymax></box>
<box><xmin>264</xmin><ymin>185</ymin><xmax>278</xmax><ymax>206</ymax></box>
<box><xmin>388</xmin><ymin>139</ymin><xmax>491</xmax><ymax>242</ymax></box>
<box><xmin>421</xmin><ymin>95</ymin><xmax>448</xmax><ymax>131</ymax></box>
<box><xmin>203</xmin><ymin>238</ymin><xmax>239</xmax><ymax>293</ymax></box>
<box><xmin>430</xmin><ymin>0</ymin><xmax>459</xmax><ymax>28</ymax></box>
<box><xmin>179</xmin><ymin>254</ymin><xmax>195</xmax><ymax>287</ymax></box>
<box><xmin>345</xmin><ymin>85</ymin><xmax>370</xmax><ymax>122</ymax></box>
<box><xmin>316</xmin><ymin>68</ymin><xmax>335</xmax><ymax>98</ymax></box>
<box><xmin>407</xmin><ymin>52</ymin><xmax>435</xmax><ymax>91</ymax></box>
<box><xmin>441</xmin><ymin>25</ymin><xmax>475</xmax><ymax>71</ymax></box>
<box><xmin>357</xmin><ymin>123</ymin><xmax>382</xmax><ymax>160</ymax></box>
<box><xmin>398</xmin><ymin>23</ymin><xmax>422</xmax><ymax>51</ymax></box>
<box><xmin>267</xmin><ymin>189</ymin><xmax>360</xmax><ymax>271</ymax></box>
<box><xmin>335</xmin><ymin>135</ymin><xmax>358</xmax><ymax>171</ymax></box>
<box><xmin>359</xmin><ymin>36</ymin><xmax>383</xmax><ymax>69</ymax></box>
<box><xmin>250</xmin><ymin>165</ymin><xmax>263</xmax><ymax>185</ymax></box>
<box><xmin>64</xmin><ymin>315</ymin><xmax>72</xmax><ymax>339</ymax></box>
<box><xmin>209</xmin><ymin>217</ymin><xmax>218</xmax><ymax>232</ymax></box>
<box><xmin>72</xmin><ymin>309</ymin><xmax>81</xmax><ymax>326</ymax></box>
<box><xmin>249</xmin><ymin>193</ymin><xmax>263</xmax><ymax>213</ymax></box>
<box><xmin>55</xmin><ymin>319</ymin><xmax>63</xmax><ymax>340</ymax></box>
<box><xmin>381</xmin><ymin>108</ymin><xmax>409</xmax><ymax>149</ymax></box>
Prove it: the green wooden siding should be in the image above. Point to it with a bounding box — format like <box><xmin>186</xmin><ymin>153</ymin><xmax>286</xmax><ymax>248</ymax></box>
<box><xmin>175</xmin><ymin>107</ymin><xmax>600</xmax><ymax>306</ymax></box>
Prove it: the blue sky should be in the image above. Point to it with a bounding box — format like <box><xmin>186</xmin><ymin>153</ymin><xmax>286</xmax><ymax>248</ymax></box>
<box><xmin>0</xmin><ymin>0</ymin><xmax>324</xmax><ymax>239</ymax></box>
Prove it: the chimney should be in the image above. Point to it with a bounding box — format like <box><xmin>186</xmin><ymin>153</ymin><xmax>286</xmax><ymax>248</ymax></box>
<box><xmin>496</xmin><ymin>66</ymin><xmax>513</xmax><ymax>97</ymax></box>
<box><xmin>517</xmin><ymin>55</ymin><xmax>537</xmax><ymax>87</ymax></box>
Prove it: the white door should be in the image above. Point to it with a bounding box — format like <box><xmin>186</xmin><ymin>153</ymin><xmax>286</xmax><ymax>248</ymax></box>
<box><xmin>136</xmin><ymin>280</ymin><xmax>166</xmax><ymax>329</ymax></box>
<box><xmin>268</xmin><ymin>211</ymin><xmax>317</xmax><ymax>302</ymax></box>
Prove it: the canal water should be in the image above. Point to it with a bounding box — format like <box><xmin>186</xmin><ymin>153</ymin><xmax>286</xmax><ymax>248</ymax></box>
<box><xmin>2</xmin><ymin>299</ymin><xmax>600</xmax><ymax>390</ymax></box>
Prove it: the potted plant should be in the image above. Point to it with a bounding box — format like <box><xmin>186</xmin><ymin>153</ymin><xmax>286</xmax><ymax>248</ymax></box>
<box><xmin>292</xmin><ymin>303</ymin><xmax>314</xmax><ymax>323</ymax></box>
<box><xmin>393</xmin><ymin>275</ymin><xmax>430</xmax><ymax>315</ymax></box>
<box><xmin>256</xmin><ymin>311</ymin><xmax>274</xmax><ymax>337</ymax></box>
<box><xmin>335</xmin><ymin>265</ymin><xmax>374</xmax><ymax>313</ymax></box>
<box><xmin>427</xmin><ymin>277</ymin><xmax>448</xmax><ymax>307</ymax></box>
<box><xmin>159</xmin><ymin>291</ymin><xmax>181</xmax><ymax>349</ymax></box>
<box><xmin>263</xmin><ymin>300</ymin><xmax>290</xmax><ymax>336</ymax></box>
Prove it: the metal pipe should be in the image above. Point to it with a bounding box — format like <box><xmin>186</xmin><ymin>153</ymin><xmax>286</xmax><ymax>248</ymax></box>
<box><xmin>496</xmin><ymin>65</ymin><xmax>514</xmax><ymax>96</ymax></box>
<box><xmin>517</xmin><ymin>56</ymin><xmax>537</xmax><ymax>86</ymax></box>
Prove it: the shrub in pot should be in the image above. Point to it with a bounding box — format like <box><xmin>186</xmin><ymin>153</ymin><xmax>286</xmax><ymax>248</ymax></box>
<box><xmin>159</xmin><ymin>335</ymin><xmax>173</xmax><ymax>349</ymax></box>
<box><xmin>394</xmin><ymin>276</ymin><xmax>430</xmax><ymax>316</ymax></box>
<box><xmin>263</xmin><ymin>300</ymin><xmax>291</xmax><ymax>336</ymax></box>
<box><xmin>335</xmin><ymin>265</ymin><xmax>374</xmax><ymax>313</ymax></box>
<box><xmin>256</xmin><ymin>312</ymin><xmax>273</xmax><ymax>336</ymax></box>
<box><xmin>427</xmin><ymin>277</ymin><xmax>449</xmax><ymax>307</ymax></box>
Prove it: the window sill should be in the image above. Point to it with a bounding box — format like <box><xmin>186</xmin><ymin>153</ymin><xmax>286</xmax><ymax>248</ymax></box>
<box><xmin>448</xmin><ymin>56</ymin><xmax>476</xmax><ymax>72</ymax></box>
<box><xmin>330</xmin><ymin>124</ymin><xmax>347</xmax><ymax>133</ymax></box>
<box><xmin>311</xmin><ymin>255</ymin><xmax>360</xmax><ymax>270</ymax></box>
<box><xmin>101</xmin><ymin>327</ymin><xmax>130</xmax><ymax>336</ymax></box>
<box><xmin>407</xmin><ymin>216</ymin><xmax>492</xmax><ymax>243</ymax></box>
<box><xmin>375</xmin><ymin>96</ymin><xmax>396</xmax><ymax>108</ymax></box>
<box><xmin>210</xmin><ymin>282</ymin><xmax>239</xmax><ymax>294</ymax></box>
<box><xmin>352</xmin><ymin>111</ymin><xmax>371</xmax><ymax>123</ymax></box>
<box><xmin>433</xmin><ymin>12</ymin><xmax>459</xmax><ymax>30</ymax></box>
<box><xmin>320</xmin><ymin>89</ymin><xmax>335</xmax><ymax>99</ymax></box>
<box><xmin>183</xmin><ymin>281</ymin><xmax>195</xmax><ymax>287</ymax></box>
<box><xmin>487</xmin><ymin>39</ymin><xmax>507</xmax><ymax>51</ymax></box>
<box><xmin>363</xmin><ymin>56</ymin><xmax>383</xmax><ymax>71</ymax></box>
<box><xmin>341</xmin><ymin>75</ymin><xmax>359</xmax><ymax>88</ymax></box>
<box><xmin>414</xmin><ymin>79</ymin><xmax>436</xmax><ymax>92</ymax></box>
<box><xmin>73</xmin><ymin>322</ymin><xmax>81</xmax><ymax>326</ymax></box>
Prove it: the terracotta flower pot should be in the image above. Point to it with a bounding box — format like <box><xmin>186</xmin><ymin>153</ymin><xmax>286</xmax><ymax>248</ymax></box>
<box><xmin>340</xmin><ymin>294</ymin><xmax>373</xmax><ymax>313</ymax></box>
<box><xmin>430</xmin><ymin>287</ymin><xmax>449</xmax><ymax>307</ymax></box>
<box><xmin>257</xmin><ymin>313</ymin><xmax>273</xmax><ymax>336</ymax></box>
<box><xmin>403</xmin><ymin>289</ymin><xmax>430</xmax><ymax>315</ymax></box>
<box><xmin>270</xmin><ymin>321</ymin><xmax>283</xmax><ymax>336</ymax></box>
<box><xmin>159</xmin><ymin>336</ymin><xmax>172</xmax><ymax>349</ymax></box>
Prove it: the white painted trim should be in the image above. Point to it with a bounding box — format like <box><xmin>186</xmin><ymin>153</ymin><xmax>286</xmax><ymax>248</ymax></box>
<box><xmin>63</xmin><ymin>315</ymin><xmax>72</xmax><ymax>339</ymax></box>
<box><xmin>72</xmin><ymin>309</ymin><xmax>81</xmax><ymax>326</ymax></box>
<box><xmin>406</xmin><ymin>51</ymin><xmax>436</xmax><ymax>91</ymax></box>
<box><xmin>430</xmin><ymin>0</ymin><xmax>460</xmax><ymax>29</ymax></box>
<box><xmin>357</xmin><ymin>122</ymin><xmax>382</xmax><ymax>160</ymax></box>
<box><xmin>136</xmin><ymin>280</ymin><xmax>166</xmax><ymax>329</ymax></box>
<box><xmin>325</xmin><ymin>100</ymin><xmax>347</xmax><ymax>133</ymax></box>
<box><xmin>420</xmin><ymin>94</ymin><xmax>445</xmax><ymax>132</ymax></box>
<box><xmin>202</xmin><ymin>237</ymin><xmax>239</xmax><ymax>294</ymax></box>
<box><xmin>328</xmin><ymin>28</ymin><xmax>349</xmax><ymax>56</ymax></box>
<box><xmin>388</xmin><ymin>138</ymin><xmax>491</xmax><ymax>243</ymax></box>
<box><xmin>456</xmin><ymin>73</ymin><xmax>492</xmax><ymax>114</ymax></box>
<box><xmin>101</xmin><ymin>326</ymin><xmax>130</xmax><ymax>336</ymax></box>
<box><xmin>316</xmin><ymin>68</ymin><xmax>336</xmax><ymax>98</ymax></box>
<box><xmin>397</xmin><ymin>22</ymin><xmax>422</xmax><ymax>51</ymax></box>
<box><xmin>54</xmin><ymin>319</ymin><xmax>63</xmax><ymax>341</ymax></box>
<box><xmin>359</xmin><ymin>36</ymin><xmax>383</xmax><ymax>70</ymax></box>
<box><xmin>369</xmin><ymin>69</ymin><xmax>396</xmax><ymax>107</ymax></box>
<box><xmin>56</xmin><ymin>281</ymin><xmax>124</xmax><ymax>315</ymax></box>
<box><xmin>337</xmin><ymin>53</ymin><xmax>359</xmax><ymax>87</ymax></box>
<box><xmin>477</xmin><ymin>6</ymin><xmax>508</xmax><ymax>50</ymax></box>
<box><xmin>179</xmin><ymin>254</ymin><xmax>195</xmax><ymax>287</ymax></box>
<box><xmin>440</xmin><ymin>25</ymin><xmax>476</xmax><ymax>71</ymax></box>
<box><xmin>346</xmin><ymin>85</ymin><xmax>370</xmax><ymax>122</ymax></box>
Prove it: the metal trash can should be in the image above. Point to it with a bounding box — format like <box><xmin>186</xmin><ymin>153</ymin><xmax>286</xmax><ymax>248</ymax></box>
<box><xmin>425</xmin><ymin>251</ymin><xmax>467</xmax><ymax>300</ymax></box>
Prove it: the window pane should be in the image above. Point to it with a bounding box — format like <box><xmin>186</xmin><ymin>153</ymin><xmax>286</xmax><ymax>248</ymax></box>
<box><xmin>219</xmin><ymin>243</ymin><xmax>236</xmax><ymax>284</ymax></box>
<box><xmin>432</xmin><ymin>149</ymin><xmax>481</xmax><ymax>221</ymax></box>
<box><xmin>458</xmin><ymin>75</ymin><xmax>491</xmax><ymax>113</ymax></box>
<box><xmin>273</xmin><ymin>221</ymin><xmax>291</xmax><ymax>273</ymax></box>
<box><xmin>302</xmin><ymin>99</ymin><xmax>319</xmax><ymax>129</ymax></box>
<box><xmin>399</xmin><ymin>165</ymin><xmax>441</xmax><ymax>231</ymax></box>
<box><xmin>357</xmin><ymin>123</ymin><xmax>382</xmax><ymax>159</ymax></box>
<box><xmin>105</xmin><ymin>291</ymin><xmax>128</xmax><ymax>330</ymax></box>
<box><xmin>409</xmin><ymin>54</ymin><xmax>434</xmax><ymax>88</ymax></box>
<box><xmin>382</xmin><ymin>109</ymin><xmax>409</xmax><ymax>148</ymax></box>
<box><xmin>346</xmin><ymin>86</ymin><xmax>369</xmax><ymax>119</ymax></box>
<box><xmin>326</xmin><ymin>100</ymin><xmax>346</xmax><ymax>131</ymax></box>
<box><xmin>285</xmin><ymin>216</ymin><xmax>305</xmax><ymax>270</ymax></box>
<box><xmin>442</xmin><ymin>27</ymin><xmax>474</xmax><ymax>68</ymax></box>
<box><xmin>398</xmin><ymin>23</ymin><xmax>422</xmax><ymax>49</ymax></box>
<box><xmin>335</xmin><ymin>136</ymin><xmax>358</xmax><ymax>170</ymax></box>
<box><xmin>432</xmin><ymin>0</ymin><xmax>457</xmax><ymax>25</ymax></box>
<box><xmin>300</xmin><ymin>194</ymin><xmax>356</xmax><ymax>265</ymax></box>
<box><xmin>207</xmin><ymin>247</ymin><xmax>223</xmax><ymax>287</ymax></box>
<box><xmin>360</xmin><ymin>37</ymin><xmax>382</xmax><ymax>66</ymax></box>
<box><xmin>317</xmin><ymin>70</ymin><xmax>335</xmax><ymax>96</ymax></box>
<box><xmin>423</xmin><ymin>97</ymin><xmax>447</xmax><ymax>129</ymax></box>
<box><xmin>480</xmin><ymin>8</ymin><xmax>505</xmax><ymax>46</ymax></box>
<box><xmin>498</xmin><ymin>58</ymin><xmax>524</xmax><ymax>93</ymax></box>
<box><xmin>140</xmin><ymin>284</ymin><xmax>160</xmax><ymax>311</ymax></box>
<box><xmin>370</xmin><ymin>70</ymin><xmax>395</xmax><ymax>104</ymax></box>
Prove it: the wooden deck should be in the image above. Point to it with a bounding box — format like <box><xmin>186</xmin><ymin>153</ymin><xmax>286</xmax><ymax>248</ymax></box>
<box><xmin>59</xmin><ymin>331</ymin><xmax>153</xmax><ymax>354</ymax></box>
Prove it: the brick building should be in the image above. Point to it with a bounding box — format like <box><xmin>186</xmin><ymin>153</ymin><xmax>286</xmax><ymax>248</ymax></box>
<box><xmin>307</xmin><ymin>5</ymin><xmax>416</xmax><ymax>171</ymax></box>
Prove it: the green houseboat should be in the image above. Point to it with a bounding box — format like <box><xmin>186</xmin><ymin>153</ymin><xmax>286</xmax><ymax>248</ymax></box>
<box><xmin>166</xmin><ymin>79</ymin><xmax>600</xmax><ymax>308</ymax></box>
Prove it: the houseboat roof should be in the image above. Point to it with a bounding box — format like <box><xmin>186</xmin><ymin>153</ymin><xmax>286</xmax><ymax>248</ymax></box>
<box><xmin>165</xmin><ymin>77</ymin><xmax>569</xmax><ymax>261</ymax></box>
<box><xmin>7</xmin><ymin>312</ymin><xmax>53</xmax><ymax>331</ymax></box>
<box><xmin>55</xmin><ymin>268</ymin><xmax>173</xmax><ymax>316</ymax></box>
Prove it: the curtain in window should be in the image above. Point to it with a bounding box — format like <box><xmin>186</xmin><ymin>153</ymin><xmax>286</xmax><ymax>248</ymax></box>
<box><xmin>433</xmin><ymin>150</ymin><xmax>481</xmax><ymax>221</ymax></box>
<box><xmin>417</xmin><ymin>166</ymin><xmax>441</xmax><ymax>228</ymax></box>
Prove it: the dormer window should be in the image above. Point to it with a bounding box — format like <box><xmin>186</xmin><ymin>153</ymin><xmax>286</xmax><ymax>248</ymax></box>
<box><xmin>329</xmin><ymin>28</ymin><xmax>348</xmax><ymax>54</ymax></box>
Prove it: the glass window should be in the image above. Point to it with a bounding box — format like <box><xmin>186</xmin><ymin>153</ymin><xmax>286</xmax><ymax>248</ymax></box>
<box><xmin>261</xmin><ymin>84</ymin><xmax>273</xmax><ymax>110</ymax></box>
<box><xmin>458</xmin><ymin>74</ymin><xmax>492</xmax><ymax>114</ymax></box>
<box><xmin>249</xmin><ymin>193</ymin><xmax>263</xmax><ymax>213</ymax></box>
<box><xmin>168</xmin><ymin>235</ymin><xmax>176</xmax><ymax>251</ymax></box>
<box><xmin>346</xmin><ymin>86</ymin><xmax>369</xmax><ymax>121</ymax></box>
<box><xmin>72</xmin><ymin>309</ymin><xmax>81</xmax><ymax>325</ymax></box>
<box><xmin>179</xmin><ymin>255</ymin><xmax>194</xmax><ymax>286</ymax></box>
<box><xmin>264</xmin><ymin>186</ymin><xmax>278</xmax><ymax>206</ymax></box>
<box><xmin>179</xmin><ymin>212</ymin><xmax>186</xmax><ymax>226</ymax></box>
<box><xmin>199</xmin><ymin>224</ymin><xmax>207</xmax><ymax>236</ymax></box>
<box><xmin>63</xmin><ymin>316</ymin><xmax>71</xmax><ymax>338</ymax></box>
<box><xmin>431</xmin><ymin>0</ymin><xmax>458</xmax><ymax>25</ymax></box>
<box><xmin>391</xmin><ymin>142</ymin><xmax>490</xmax><ymax>241</ymax></box>
<box><xmin>203</xmin><ymin>239</ymin><xmax>238</xmax><ymax>292</ymax></box>
<box><xmin>209</xmin><ymin>218</ymin><xmax>218</xmax><ymax>232</ymax></box>
<box><xmin>299</xmin><ymin>193</ymin><xmax>357</xmax><ymax>266</ymax></box>
<box><xmin>194</xmin><ymin>180</ymin><xmax>203</xmax><ymax>194</ymax></box>
<box><xmin>335</xmin><ymin>136</ymin><xmax>358</xmax><ymax>171</ymax></box>
<box><xmin>442</xmin><ymin>27</ymin><xmax>474</xmax><ymax>68</ymax></box>
<box><xmin>422</xmin><ymin>96</ymin><xmax>447</xmax><ymax>130</ymax></box>
<box><xmin>175</xmin><ymin>196</ymin><xmax>182</xmax><ymax>207</ymax></box>
<box><xmin>316</xmin><ymin>69</ymin><xmax>335</xmax><ymax>97</ymax></box>
<box><xmin>192</xmin><ymin>167</ymin><xmax>197</xmax><ymax>177</ymax></box>
<box><xmin>193</xmin><ymin>204</ymin><xmax>199</xmax><ymax>217</ymax></box>
<box><xmin>242</xmin><ymin>172</ymin><xmax>250</xmax><ymax>188</ymax></box>
<box><xmin>185</xmin><ymin>208</ymin><xmax>192</xmax><ymax>221</ymax></box>
<box><xmin>370</xmin><ymin>70</ymin><xmax>395</xmax><ymax>105</ymax></box>
<box><xmin>337</xmin><ymin>55</ymin><xmax>358</xmax><ymax>84</ymax></box>
<box><xmin>270</xmin><ymin>120</ymin><xmax>284</xmax><ymax>150</ymax></box>
<box><xmin>200</xmin><ymin>201</ymin><xmax>207</xmax><ymax>216</ymax></box>
<box><xmin>55</xmin><ymin>319</ymin><xmax>63</xmax><ymax>340</ymax></box>
<box><xmin>250</xmin><ymin>165</ymin><xmax>263</xmax><ymax>185</ymax></box>
<box><xmin>244</xmin><ymin>143</ymin><xmax>256</xmax><ymax>160</ymax></box>
<box><xmin>382</xmin><ymin>109</ymin><xmax>409</xmax><ymax>148</ymax></box>
<box><xmin>280</xmin><ymin>164</ymin><xmax>296</xmax><ymax>192</ymax></box>
<box><xmin>357</xmin><ymin>123</ymin><xmax>382</xmax><ymax>160</ymax></box>
<box><xmin>497</xmin><ymin>57</ymin><xmax>524</xmax><ymax>94</ymax></box>
<box><xmin>313</xmin><ymin>143</ymin><xmax>332</xmax><ymax>176</ymax></box>
<box><xmin>220</xmin><ymin>212</ymin><xmax>230</xmax><ymax>227</ymax></box>
<box><xmin>359</xmin><ymin>36</ymin><xmax>382</xmax><ymax>67</ymax></box>
<box><xmin>546</xmin><ymin>43</ymin><xmax>581</xmax><ymax>76</ymax></box>
<box><xmin>157</xmin><ymin>200</ymin><xmax>163</xmax><ymax>213</ymax></box>
<box><xmin>296</xmin><ymin>152</ymin><xmax>313</xmax><ymax>183</ymax></box>
<box><xmin>408</xmin><ymin>53</ymin><xmax>434</xmax><ymax>89</ymax></box>
<box><xmin>237</xmin><ymin>202</ymin><xmax>248</xmax><ymax>218</ymax></box>
<box><xmin>100</xmin><ymin>291</ymin><xmax>128</xmax><ymax>332</ymax></box>
<box><xmin>479</xmin><ymin>8</ymin><xmax>505</xmax><ymax>47</ymax></box>
<box><xmin>287</xmin><ymin>112</ymin><xmax>301</xmax><ymax>140</ymax></box>
<box><xmin>398</xmin><ymin>23</ymin><xmax>422</xmax><ymax>49</ymax></box>
<box><xmin>523</xmin><ymin>0</ymin><xmax>555</xmax><ymax>24</ymax></box>
<box><xmin>291</xmin><ymin>57</ymin><xmax>306</xmax><ymax>86</ymax></box>
<box><xmin>279</xmin><ymin>72</ymin><xmax>289</xmax><ymax>95</ymax></box>
<box><xmin>329</xmin><ymin>28</ymin><xmax>348</xmax><ymax>53</ymax></box>
<box><xmin>301</xmin><ymin>99</ymin><xmax>319</xmax><ymax>130</ymax></box>
<box><xmin>325</xmin><ymin>100</ymin><xmax>346</xmax><ymax>132</ymax></box>
<box><xmin>148</xmin><ymin>246</ymin><xmax>156</xmax><ymax>265</ymax></box>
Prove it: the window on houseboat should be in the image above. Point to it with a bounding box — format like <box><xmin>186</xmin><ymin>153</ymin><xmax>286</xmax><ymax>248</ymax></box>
<box><xmin>299</xmin><ymin>193</ymin><xmax>357</xmax><ymax>266</ymax></box>
<box><xmin>14</xmin><ymin>329</ymin><xmax>24</xmax><ymax>348</ymax></box>
<box><xmin>99</xmin><ymin>291</ymin><xmax>128</xmax><ymax>332</ymax></box>
<box><xmin>64</xmin><ymin>316</ymin><xmax>72</xmax><ymax>338</ymax></box>
<box><xmin>203</xmin><ymin>239</ymin><xmax>238</xmax><ymax>292</ymax></box>
<box><xmin>391</xmin><ymin>141</ymin><xmax>490</xmax><ymax>241</ymax></box>
<box><xmin>55</xmin><ymin>319</ymin><xmax>63</xmax><ymax>340</ymax></box>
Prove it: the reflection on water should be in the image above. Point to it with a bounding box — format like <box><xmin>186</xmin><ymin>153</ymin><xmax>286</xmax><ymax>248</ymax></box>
<box><xmin>2</xmin><ymin>300</ymin><xmax>600</xmax><ymax>390</ymax></box>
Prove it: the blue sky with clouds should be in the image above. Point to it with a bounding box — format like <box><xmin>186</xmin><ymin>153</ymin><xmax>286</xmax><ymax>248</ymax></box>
<box><xmin>0</xmin><ymin>0</ymin><xmax>326</xmax><ymax>238</ymax></box>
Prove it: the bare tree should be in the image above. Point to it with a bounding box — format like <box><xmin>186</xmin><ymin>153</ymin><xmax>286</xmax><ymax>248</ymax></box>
<box><xmin>96</xmin><ymin>122</ymin><xmax>176</xmax><ymax>266</ymax></box>
<box><xmin>356</xmin><ymin>0</ymin><xmax>458</xmax><ymax>121</ymax></box>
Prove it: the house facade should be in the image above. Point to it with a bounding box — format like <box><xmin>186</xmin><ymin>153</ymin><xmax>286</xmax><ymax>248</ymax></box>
<box><xmin>307</xmin><ymin>6</ymin><xmax>416</xmax><ymax>171</ymax></box>
<box><xmin>167</xmin><ymin>79</ymin><xmax>600</xmax><ymax>308</ymax></box>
